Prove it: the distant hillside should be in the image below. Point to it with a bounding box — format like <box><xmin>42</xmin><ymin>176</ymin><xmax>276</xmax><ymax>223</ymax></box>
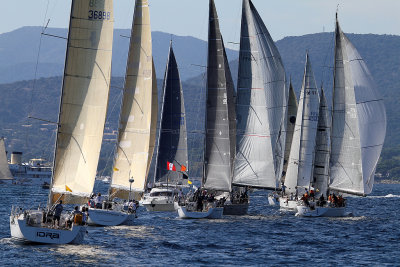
<box><xmin>0</xmin><ymin>27</ymin><xmax>238</xmax><ymax>84</ymax></box>
<box><xmin>0</xmin><ymin>32</ymin><xmax>399</xmax><ymax>179</ymax></box>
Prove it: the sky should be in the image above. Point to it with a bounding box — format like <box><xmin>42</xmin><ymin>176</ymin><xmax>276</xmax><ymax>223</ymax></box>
<box><xmin>2</xmin><ymin>0</ymin><xmax>400</xmax><ymax>51</ymax></box>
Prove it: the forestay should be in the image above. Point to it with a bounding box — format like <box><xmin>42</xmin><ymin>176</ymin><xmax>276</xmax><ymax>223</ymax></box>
<box><xmin>154</xmin><ymin>44</ymin><xmax>188</xmax><ymax>185</ymax></box>
<box><xmin>203</xmin><ymin>0</ymin><xmax>234</xmax><ymax>192</ymax></box>
<box><xmin>233</xmin><ymin>0</ymin><xmax>287</xmax><ymax>189</ymax></box>
<box><xmin>285</xmin><ymin>54</ymin><xmax>320</xmax><ymax>195</ymax></box>
<box><xmin>50</xmin><ymin>0</ymin><xmax>114</xmax><ymax>205</ymax></box>
<box><xmin>110</xmin><ymin>0</ymin><xmax>156</xmax><ymax>198</ymax></box>
<box><xmin>329</xmin><ymin>18</ymin><xmax>386</xmax><ymax>196</ymax></box>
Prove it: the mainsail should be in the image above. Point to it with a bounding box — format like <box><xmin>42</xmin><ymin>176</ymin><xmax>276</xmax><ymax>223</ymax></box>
<box><xmin>203</xmin><ymin>0</ymin><xmax>234</xmax><ymax>192</ymax></box>
<box><xmin>285</xmin><ymin>53</ymin><xmax>320</xmax><ymax>194</ymax></box>
<box><xmin>312</xmin><ymin>88</ymin><xmax>331</xmax><ymax>196</ymax></box>
<box><xmin>110</xmin><ymin>0</ymin><xmax>156</xmax><ymax>199</ymax></box>
<box><xmin>282</xmin><ymin>81</ymin><xmax>298</xmax><ymax>182</ymax></box>
<box><xmin>0</xmin><ymin>138</ymin><xmax>13</xmax><ymax>180</ymax></box>
<box><xmin>232</xmin><ymin>0</ymin><xmax>287</xmax><ymax>189</ymax></box>
<box><xmin>153</xmin><ymin>43</ymin><xmax>188</xmax><ymax>185</ymax></box>
<box><xmin>50</xmin><ymin>0</ymin><xmax>114</xmax><ymax>205</ymax></box>
<box><xmin>329</xmin><ymin>16</ymin><xmax>386</xmax><ymax>196</ymax></box>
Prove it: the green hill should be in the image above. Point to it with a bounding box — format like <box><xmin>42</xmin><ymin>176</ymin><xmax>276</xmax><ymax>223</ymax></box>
<box><xmin>0</xmin><ymin>32</ymin><xmax>399</xmax><ymax>180</ymax></box>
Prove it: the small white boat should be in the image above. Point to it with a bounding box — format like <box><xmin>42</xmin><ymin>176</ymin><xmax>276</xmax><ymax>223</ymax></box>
<box><xmin>10</xmin><ymin>208</ymin><xmax>85</xmax><ymax>244</ymax></box>
<box><xmin>279</xmin><ymin>197</ymin><xmax>299</xmax><ymax>211</ymax></box>
<box><xmin>176</xmin><ymin>205</ymin><xmax>223</xmax><ymax>219</ymax></box>
<box><xmin>87</xmin><ymin>206</ymin><xmax>134</xmax><ymax>226</ymax></box>
<box><xmin>141</xmin><ymin>187</ymin><xmax>178</xmax><ymax>212</ymax></box>
<box><xmin>295</xmin><ymin>204</ymin><xmax>352</xmax><ymax>217</ymax></box>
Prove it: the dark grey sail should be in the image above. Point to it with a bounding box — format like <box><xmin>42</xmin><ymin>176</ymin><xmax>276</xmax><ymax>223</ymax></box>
<box><xmin>203</xmin><ymin>0</ymin><xmax>233</xmax><ymax>192</ymax></box>
<box><xmin>154</xmin><ymin>44</ymin><xmax>188</xmax><ymax>185</ymax></box>
<box><xmin>312</xmin><ymin>87</ymin><xmax>330</xmax><ymax>196</ymax></box>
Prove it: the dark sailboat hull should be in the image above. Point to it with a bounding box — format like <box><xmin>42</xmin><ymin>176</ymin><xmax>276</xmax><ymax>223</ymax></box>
<box><xmin>223</xmin><ymin>202</ymin><xmax>249</xmax><ymax>216</ymax></box>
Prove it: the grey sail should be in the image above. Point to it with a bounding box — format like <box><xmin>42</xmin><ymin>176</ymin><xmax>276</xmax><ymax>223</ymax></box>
<box><xmin>154</xmin><ymin>44</ymin><xmax>188</xmax><ymax>185</ymax></box>
<box><xmin>233</xmin><ymin>0</ymin><xmax>287</xmax><ymax>189</ymax></box>
<box><xmin>282</xmin><ymin>81</ymin><xmax>298</xmax><ymax>183</ymax></box>
<box><xmin>285</xmin><ymin>53</ymin><xmax>320</xmax><ymax>194</ymax></box>
<box><xmin>203</xmin><ymin>0</ymin><xmax>233</xmax><ymax>192</ymax></box>
<box><xmin>312</xmin><ymin>87</ymin><xmax>330</xmax><ymax>196</ymax></box>
<box><xmin>0</xmin><ymin>138</ymin><xmax>12</xmax><ymax>180</ymax></box>
<box><xmin>329</xmin><ymin>17</ymin><xmax>386</xmax><ymax>196</ymax></box>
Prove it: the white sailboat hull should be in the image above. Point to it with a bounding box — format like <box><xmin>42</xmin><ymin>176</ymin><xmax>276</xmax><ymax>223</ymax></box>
<box><xmin>177</xmin><ymin>206</ymin><xmax>223</xmax><ymax>219</ymax></box>
<box><xmin>87</xmin><ymin>208</ymin><xmax>134</xmax><ymax>226</ymax></box>
<box><xmin>279</xmin><ymin>198</ymin><xmax>299</xmax><ymax>211</ymax></box>
<box><xmin>295</xmin><ymin>205</ymin><xmax>351</xmax><ymax>217</ymax></box>
<box><xmin>10</xmin><ymin>214</ymin><xmax>85</xmax><ymax>244</ymax></box>
<box><xmin>142</xmin><ymin>198</ymin><xmax>176</xmax><ymax>212</ymax></box>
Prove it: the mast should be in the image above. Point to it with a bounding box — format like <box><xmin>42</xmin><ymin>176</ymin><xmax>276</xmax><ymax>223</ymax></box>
<box><xmin>49</xmin><ymin>0</ymin><xmax>114</xmax><ymax>205</ymax></box>
<box><xmin>202</xmin><ymin>0</ymin><xmax>233</xmax><ymax>192</ymax></box>
<box><xmin>329</xmin><ymin>15</ymin><xmax>386</xmax><ymax>196</ymax></box>
<box><xmin>232</xmin><ymin>0</ymin><xmax>287</xmax><ymax>190</ymax></box>
<box><xmin>153</xmin><ymin>43</ymin><xmax>188</xmax><ymax>186</ymax></box>
<box><xmin>110</xmin><ymin>0</ymin><xmax>155</xmax><ymax>200</ymax></box>
<box><xmin>284</xmin><ymin>53</ymin><xmax>320</xmax><ymax>195</ymax></box>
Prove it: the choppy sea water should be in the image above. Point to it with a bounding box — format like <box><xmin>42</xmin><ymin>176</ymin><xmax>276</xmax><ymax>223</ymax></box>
<box><xmin>1</xmin><ymin>181</ymin><xmax>399</xmax><ymax>266</ymax></box>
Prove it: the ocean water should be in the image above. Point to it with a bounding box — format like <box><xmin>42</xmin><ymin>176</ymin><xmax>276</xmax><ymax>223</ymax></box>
<box><xmin>1</xmin><ymin>181</ymin><xmax>399</xmax><ymax>266</ymax></box>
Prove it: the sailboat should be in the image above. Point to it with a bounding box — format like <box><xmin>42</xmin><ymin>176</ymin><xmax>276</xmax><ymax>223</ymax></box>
<box><xmin>296</xmin><ymin>14</ymin><xmax>386</xmax><ymax>217</ymax></box>
<box><xmin>141</xmin><ymin>42</ymin><xmax>189</xmax><ymax>212</ymax></box>
<box><xmin>10</xmin><ymin>0</ymin><xmax>114</xmax><ymax>243</ymax></box>
<box><xmin>269</xmin><ymin>81</ymin><xmax>298</xmax><ymax>206</ymax></box>
<box><xmin>232</xmin><ymin>0</ymin><xmax>287</xmax><ymax>198</ymax></box>
<box><xmin>0</xmin><ymin>138</ymin><xmax>13</xmax><ymax>181</ymax></box>
<box><xmin>281</xmin><ymin>53</ymin><xmax>320</xmax><ymax>211</ymax></box>
<box><xmin>176</xmin><ymin>0</ymin><xmax>233</xmax><ymax>219</ymax></box>
<box><xmin>87</xmin><ymin>0</ymin><xmax>157</xmax><ymax>226</ymax></box>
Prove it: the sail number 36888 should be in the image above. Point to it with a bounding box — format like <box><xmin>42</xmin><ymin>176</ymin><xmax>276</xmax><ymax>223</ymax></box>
<box><xmin>88</xmin><ymin>10</ymin><xmax>111</xmax><ymax>20</ymax></box>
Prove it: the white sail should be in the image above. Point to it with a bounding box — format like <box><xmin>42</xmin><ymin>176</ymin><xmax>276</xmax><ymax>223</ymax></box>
<box><xmin>285</xmin><ymin>54</ymin><xmax>320</xmax><ymax>194</ymax></box>
<box><xmin>110</xmin><ymin>0</ymin><xmax>154</xmax><ymax>199</ymax></box>
<box><xmin>233</xmin><ymin>0</ymin><xmax>287</xmax><ymax>189</ymax></box>
<box><xmin>312</xmin><ymin>88</ymin><xmax>330</xmax><ymax>196</ymax></box>
<box><xmin>329</xmin><ymin>18</ymin><xmax>386</xmax><ymax>196</ymax></box>
<box><xmin>50</xmin><ymin>0</ymin><xmax>114</xmax><ymax>205</ymax></box>
<box><xmin>0</xmin><ymin>138</ymin><xmax>12</xmax><ymax>180</ymax></box>
<box><xmin>282</xmin><ymin>82</ymin><xmax>298</xmax><ymax>182</ymax></box>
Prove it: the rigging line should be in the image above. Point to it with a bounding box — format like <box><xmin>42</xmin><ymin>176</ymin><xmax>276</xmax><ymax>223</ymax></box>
<box><xmin>41</xmin><ymin>33</ymin><xmax>68</xmax><ymax>40</ymax></box>
<box><xmin>28</xmin><ymin>116</ymin><xmax>58</xmax><ymax>125</ymax></box>
<box><xmin>25</xmin><ymin>0</ymin><xmax>51</xmax><ymax>151</ymax></box>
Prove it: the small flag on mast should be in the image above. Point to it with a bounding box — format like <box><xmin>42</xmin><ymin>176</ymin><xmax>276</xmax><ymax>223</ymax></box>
<box><xmin>65</xmin><ymin>185</ymin><xmax>72</xmax><ymax>192</ymax></box>
<box><xmin>188</xmin><ymin>180</ymin><xmax>192</xmax><ymax>185</ymax></box>
<box><xmin>180</xmin><ymin>165</ymin><xmax>187</xmax><ymax>172</ymax></box>
<box><xmin>167</xmin><ymin>161</ymin><xmax>176</xmax><ymax>171</ymax></box>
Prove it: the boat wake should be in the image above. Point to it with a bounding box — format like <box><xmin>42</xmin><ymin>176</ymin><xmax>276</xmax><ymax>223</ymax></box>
<box><xmin>368</xmin><ymin>194</ymin><xmax>400</xmax><ymax>198</ymax></box>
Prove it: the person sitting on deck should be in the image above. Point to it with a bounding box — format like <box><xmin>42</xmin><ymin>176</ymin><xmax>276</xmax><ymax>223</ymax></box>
<box><xmin>81</xmin><ymin>207</ymin><xmax>88</xmax><ymax>225</ymax></box>
<box><xmin>310</xmin><ymin>189</ymin><xmax>315</xmax><ymax>201</ymax></box>
<box><xmin>332</xmin><ymin>193</ymin><xmax>338</xmax><ymax>207</ymax></box>
<box><xmin>317</xmin><ymin>194</ymin><xmax>326</xmax><ymax>207</ymax></box>
<box><xmin>95</xmin><ymin>193</ymin><xmax>103</xmax><ymax>209</ymax></box>
<box><xmin>53</xmin><ymin>200</ymin><xmax>63</xmax><ymax>227</ymax></box>
<box><xmin>301</xmin><ymin>194</ymin><xmax>310</xmax><ymax>207</ymax></box>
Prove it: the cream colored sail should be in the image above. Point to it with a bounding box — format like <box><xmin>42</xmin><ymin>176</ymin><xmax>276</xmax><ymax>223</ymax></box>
<box><xmin>110</xmin><ymin>0</ymin><xmax>154</xmax><ymax>199</ymax></box>
<box><xmin>0</xmin><ymin>138</ymin><xmax>13</xmax><ymax>180</ymax></box>
<box><xmin>50</xmin><ymin>0</ymin><xmax>114</xmax><ymax>205</ymax></box>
